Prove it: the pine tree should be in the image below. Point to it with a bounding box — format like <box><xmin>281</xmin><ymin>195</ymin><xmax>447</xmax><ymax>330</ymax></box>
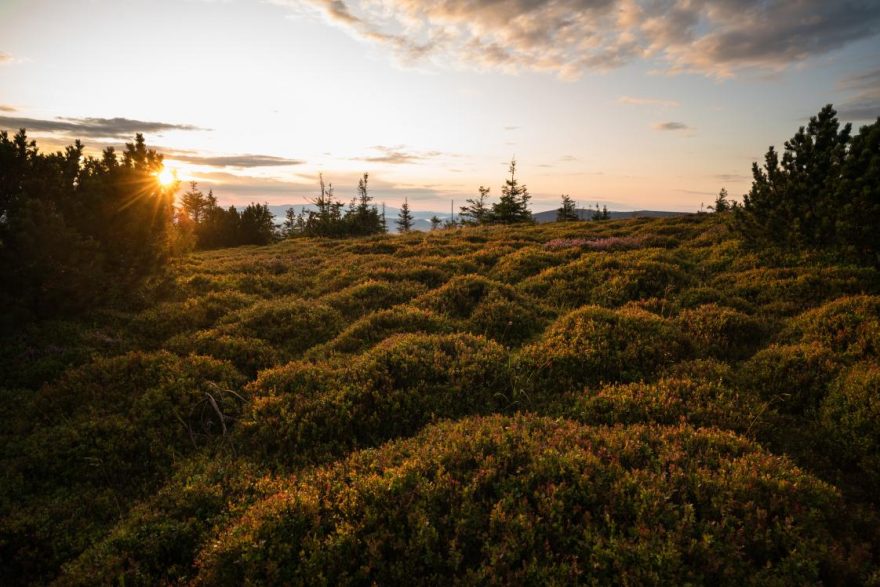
<box><xmin>460</xmin><ymin>186</ymin><xmax>491</xmax><ymax>225</ymax></box>
<box><xmin>491</xmin><ymin>160</ymin><xmax>532</xmax><ymax>224</ymax></box>
<box><xmin>709</xmin><ymin>188</ymin><xmax>731</xmax><ymax>213</ymax></box>
<box><xmin>591</xmin><ymin>203</ymin><xmax>602</xmax><ymax>221</ymax></box>
<box><xmin>601</xmin><ymin>205</ymin><xmax>610</xmax><ymax>220</ymax></box>
<box><xmin>282</xmin><ymin>207</ymin><xmax>297</xmax><ymax>237</ymax></box>
<box><xmin>430</xmin><ymin>215</ymin><xmax>442</xmax><ymax>230</ymax></box>
<box><xmin>396</xmin><ymin>198</ymin><xmax>414</xmax><ymax>233</ymax></box>
<box><xmin>556</xmin><ymin>194</ymin><xmax>579</xmax><ymax>221</ymax></box>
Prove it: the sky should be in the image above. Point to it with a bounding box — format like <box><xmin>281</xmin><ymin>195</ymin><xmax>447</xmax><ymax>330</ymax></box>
<box><xmin>1</xmin><ymin>0</ymin><xmax>878</xmax><ymax>213</ymax></box>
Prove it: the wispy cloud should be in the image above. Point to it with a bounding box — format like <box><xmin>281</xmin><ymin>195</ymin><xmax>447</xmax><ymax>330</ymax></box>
<box><xmin>618</xmin><ymin>96</ymin><xmax>679</xmax><ymax>108</ymax></box>
<box><xmin>0</xmin><ymin>115</ymin><xmax>206</xmax><ymax>139</ymax></box>
<box><xmin>271</xmin><ymin>0</ymin><xmax>880</xmax><ymax>79</ymax></box>
<box><xmin>165</xmin><ymin>150</ymin><xmax>304</xmax><ymax>168</ymax></box>
<box><xmin>0</xmin><ymin>52</ymin><xmax>13</xmax><ymax>64</ymax></box>
<box><xmin>355</xmin><ymin>145</ymin><xmax>444</xmax><ymax>164</ymax></box>
<box><xmin>653</xmin><ymin>121</ymin><xmax>690</xmax><ymax>131</ymax></box>
<box><xmin>0</xmin><ymin>105</ymin><xmax>16</xmax><ymax>113</ymax></box>
<box><xmin>836</xmin><ymin>67</ymin><xmax>880</xmax><ymax>121</ymax></box>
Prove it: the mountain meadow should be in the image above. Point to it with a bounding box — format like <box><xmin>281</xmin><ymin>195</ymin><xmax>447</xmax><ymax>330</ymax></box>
<box><xmin>1</xmin><ymin>107</ymin><xmax>880</xmax><ymax>585</ymax></box>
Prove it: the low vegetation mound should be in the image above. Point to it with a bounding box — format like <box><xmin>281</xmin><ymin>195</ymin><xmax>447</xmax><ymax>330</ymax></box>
<box><xmin>194</xmin><ymin>415</ymin><xmax>870</xmax><ymax>586</ymax></box>
<box><xmin>515</xmin><ymin>305</ymin><xmax>687</xmax><ymax>396</ymax></box>
<box><xmin>239</xmin><ymin>333</ymin><xmax>510</xmax><ymax>467</ymax></box>
<box><xmin>784</xmin><ymin>295</ymin><xmax>880</xmax><ymax>358</ymax></box>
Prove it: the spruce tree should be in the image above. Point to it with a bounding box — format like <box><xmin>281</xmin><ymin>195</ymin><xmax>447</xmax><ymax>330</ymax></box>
<box><xmin>491</xmin><ymin>160</ymin><xmax>532</xmax><ymax>224</ymax></box>
<box><xmin>430</xmin><ymin>215</ymin><xmax>442</xmax><ymax>230</ymax></box>
<box><xmin>556</xmin><ymin>194</ymin><xmax>579</xmax><ymax>221</ymax></box>
<box><xmin>396</xmin><ymin>198</ymin><xmax>414</xmax><ymax>233</ymax></box>
<box><xmin>460</xmin><ymin>186</ymin><xmax>491</xmax><ymax>225</ymax></box>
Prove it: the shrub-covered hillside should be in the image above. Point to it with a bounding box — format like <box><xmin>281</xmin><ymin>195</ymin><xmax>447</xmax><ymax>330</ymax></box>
<box><xmin>2</xmin><ymin>214</ymin><xmax>880</xmax><ymax>585</ymax></box>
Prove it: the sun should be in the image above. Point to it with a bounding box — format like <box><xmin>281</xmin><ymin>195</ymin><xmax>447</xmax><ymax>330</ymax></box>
<box><xmin>157</xmin><ymin>166</ymin><xmax>176</xmax><ymax>187</ymax></box>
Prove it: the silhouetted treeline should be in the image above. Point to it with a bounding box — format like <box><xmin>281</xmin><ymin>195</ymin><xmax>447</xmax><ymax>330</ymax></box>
<box><xmin>734</xmin><ymin>105</ymin><xmax>879</xmax><ymax>267</ymax></box>
<box><xmin>0</xmin><ymin>130</ymin><xmax>176</xmax><ymax>326</ymax></box>
<box><xmin>178</xmin><ymin>182</ymin><xmax>276</xmax><ymax>249</ymax></box>
<box><xmin>283</xmin><ymin>173</ymin><xmax>386</xmax><ymax>238</ymax></box>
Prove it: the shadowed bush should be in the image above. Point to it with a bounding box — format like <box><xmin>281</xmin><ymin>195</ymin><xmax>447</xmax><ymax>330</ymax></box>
<box><xmin>571</xmin><ymin>377</ymin><xmax>765</xmax><ymax>433</ymax></box>
<box><xmin>820</xmin><ymin>363</ymin><xmax>880</xmax><ymax>495</ymax></box>
<box><xmin>676</xmin><ymin>303</ymin><xmax>764</xmax><ymax>361</ymax></box>
<box><xmin>239</xmin><ymin>333</ymin><xmax>510</xmax><ymax>467</ymax></box>
<box><xmin>131</xmin><ymin>291</ymin><xmax>257</xmax><ymax>343</ymax></box>
<box><xmin>784</xmin><ymin>295</ymin><xmax>880</xmax><ymax>358</ymax></box>
<box><xmin>194</xmin><ymin>415</ymin><xmax>870</xmax><ymax>586</ymax></box>
<box><xmin>54</xmin><ymin>456</ymin><xmax>269</xmax><ymax>587</ymax></box>
<box><xmin>741</xmin><ymin>343</ymin><xmax>842</xmax><ymax>415</ymax></box>
<box><xmin>515</xmin><ymin>305</ymin><xmax>687</xmax><ymax>397</ymax></box>
<box><xmin>218</xmin><ymin>296</ymin><xmax>344</xmax><ymax>355</ymax></box>
<box><xmin>314</xmin><ymin>305</ymin><xmax>454</xmax><ymax>356</ymax></box>
<box><xmin>0</xmin><ymin>352</ymin><xmax>246</xmax><ymax>585</ymax></box>
<box><xmin>166</xmin><ymin>329</ymin><xmax>281</xmax><ymax>376</ymax></box>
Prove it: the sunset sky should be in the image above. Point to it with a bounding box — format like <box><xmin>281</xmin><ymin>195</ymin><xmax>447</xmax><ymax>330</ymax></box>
<box><xmin>1</xmin><ymin>0</ymin><xmax>878</xmax><ymax>212</ymax></box>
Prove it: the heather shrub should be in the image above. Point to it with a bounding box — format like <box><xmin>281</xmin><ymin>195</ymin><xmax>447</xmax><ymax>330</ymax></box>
<box><xmin>415</xmin><ymin>275</ymin><xmax>547</xmax><ymax>346</ymax></box>
<box><xmin>166</xmin><ymin>329</ymin><xmax>281</xmax><ymax>376</ymax></box>
<box><xmin>784</xmin><ymin>295</ymin><xmax>880</xmax><ymax>358</ymax></box>
<box><xmin>819</xmin><ymin>363</ymin><xmax>880</xmax><ymax>493</ymax></box>
<box><xmin>711</xmin><ymin>268</ymin><xmax>880</xmax><ymax>316</ymax></box>
<box><xmin>218</xmin><ymin>296</ymin><xmax>343</xmax><ymax>355</ymax></box>
<box><xmin>131</xmin><ymin>291</ymin><xmax>257</xmax><ymax>343</ymax></box>
<box><xmin>239</xmin><ymin>334</ymin><xmax>509</xmax><ymax>467</ymax></box>
<box><xmin>676</xmin><ymin>303</ymin><xmax>764</xmax><ymax>361</ymax></box>
<box><xmin>55</xmin><ymin>456</ymin><xmax>268</xmax><ymax>587</ymax></box>
<box><xmin>315</xmin><ymin>305</ymin><xmax>453</xmax><ymax>355</ymax></box>
<box><xmin>515</xmin><ymin>306</ymin><xmax>687</xmax><ymax>396</ymax></box>
<box><xmin>741</xmin><ymin>343</ymin><xmax>842</xmax><ymax>415</ymax></box>
<box><xmin>675</xmin><ymin>286</ymin><xmax>754</xmax><ymax>314</ymax></box>
<box><xmin>661</xmin><ymin>358</ymin><xmax>737</xmax><ymax>386</ymax></box>
<box><xmin>520</xmin><ymin>251</ymin><xmax>689</xmax><ymax>308</ymax></box>
<box><xmin>490</xmin><ymin>247</ymin><xmax>568</xmax><ymax>283</ymax></box>
<box><xmin>195</xmin><ymin>416</ymin><xmax>868</xmax><ymax>586</ymax></box>
<box><xmin>0</xmin><ymin>352</ymin><xmax>246</xmax><ymax>584</ymax></box>
<box><xmin>319</xmin><ymin>279</ymin><xmax>427</xmax><ymax>320</ymax></box>
<box><xmin>571</xmin><ymin>377</ymin><xmax>764</xmax><ymax>433</ymax></box>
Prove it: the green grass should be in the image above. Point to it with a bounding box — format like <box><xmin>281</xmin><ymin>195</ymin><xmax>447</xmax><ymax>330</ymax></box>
<box><xmin>3</xmin><ymin>214</ymin><xmax>880</xmax><ymax>585</ymax></box>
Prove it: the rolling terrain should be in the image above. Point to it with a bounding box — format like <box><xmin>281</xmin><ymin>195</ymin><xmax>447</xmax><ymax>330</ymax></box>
<box><xmin>2</xmin><ymin>213</ymin><xmax>880</xmax><ymax>585</ymax></box>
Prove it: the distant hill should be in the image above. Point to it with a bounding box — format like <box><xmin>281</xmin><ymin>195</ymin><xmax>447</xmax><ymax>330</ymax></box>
<box><xmin>532</xmin><ymin>209</ymin><xmax>688</xmax><ymax>223</ymax></box>
<box><xmin>270</xmin><ymin>205</ymin><xmax>687</xmax><ymax>232</ymax></box>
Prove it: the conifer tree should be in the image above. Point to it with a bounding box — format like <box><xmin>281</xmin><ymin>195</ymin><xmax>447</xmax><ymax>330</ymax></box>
<box><xmin>460</xmin><ymin>186</ymin><xmax>491</xmax><ymax>225</ymax></box>
<box><xmin>396</xmin><ymin>198</ymin><xmax>414</xmax><ymax>233</ymax></box>
<box><xmin>709</xmin><ymin>188</ymin><xmax>731</xmax><ymax>213</ymax></box>
<box><xmin>430</xmin><ymin>215</ymin><xmax>442</xmax><ymax>230</ymax></box>
<box><xmin>491</xmin><ymin>160</ymin><xmax>532</xmax><ymax>224</ymax></box>
<box><xmin>556</xmin><ymin>194</ymin><xmax>579</xmax><ymax>221</ymax></box>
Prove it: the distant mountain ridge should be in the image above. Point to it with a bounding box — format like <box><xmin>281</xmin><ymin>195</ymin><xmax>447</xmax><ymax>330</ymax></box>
<box><xmin>268</xmin><ymin>205</ymin><xmax>687</xmax><ymax>232</ymax></box>
<box><xmin>532</xmin><ymin>209</ymin><xmax>688</xmax><ymax>223</ymax></box>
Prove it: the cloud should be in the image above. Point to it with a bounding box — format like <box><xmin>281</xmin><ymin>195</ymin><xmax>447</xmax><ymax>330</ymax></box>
<box><xmin>714</xmin><ymin>173</ymin><xmax>750</xmax><ymax>182</ymax></box>
<box><xmin>0</xmin><ymin>52</ymin><xmax>13</xmax><ymax>64</ymax></box>
<box><xmin>355</xmin><ymin>145</ymin><xmax>444</xmax><ymax>164</ymax></box>
<box><xmin>271</xmin><ymin>0</ymin><xmax>880</xmax><ymax>79</ymax></box>
<box><xmin>619</xmin><ymin>96</ymin><xmax>679</xmax><ymax>107</ymax></box>
<box><xmin>836</xmin><ymin>67</ymin><xmax>880</xmax><ymax>121</ymax></box>
<box><xmin>653</xmin><ymin>121</ymin><xmax>690</xmax><ymax>131</ymax></box>
<box><xmin>165</xmin><ymin>150</ymin><xmax>305</xmax><ymax>168</ymax></box>
<box><xmin>0</xmin><ymin>105</ymin><xmax>16</xmax><ymax>113</ymax></box>
<box><xmin>0</xmin><ymin>115</ymin><xmax>205</xmax><ymax>139</ymax></box>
